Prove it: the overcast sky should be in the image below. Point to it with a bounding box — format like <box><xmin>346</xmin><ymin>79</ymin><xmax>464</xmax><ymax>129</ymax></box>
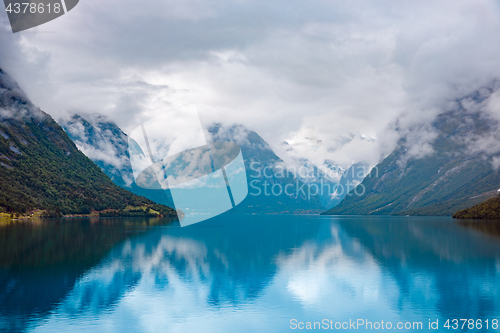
<box><xmin>1</xmin><ymin>0</ymin><xmax>500</xmax><ymax>169</ymax></box>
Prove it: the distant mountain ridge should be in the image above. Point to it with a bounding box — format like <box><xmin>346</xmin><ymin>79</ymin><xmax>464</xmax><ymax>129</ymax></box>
<box><xmin>62</xmin><ymin>118</ymin><xmax>333</xmax><ymax>214</ymax></box>
<box><xmin>0</xmin><ymin>68</ymin><xmax>176</xmax><ymax>217</ymax></box>
<box><xmin>208</xmin><ymin>124</ymin><xmax>325</xmax><ymax>213</ymax></box>
<box><xmin>323</xmin><ymin>98</ymin><xmax>500</xmax><ymax>216</ymax></box>
<box><xmin>280</xmin><ymin>137</ymin><xmax>368</xmax><ymax>209</ymax></box>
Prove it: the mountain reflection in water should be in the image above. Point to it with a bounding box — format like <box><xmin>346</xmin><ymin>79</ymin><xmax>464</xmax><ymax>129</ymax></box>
<box><xmin>1</xmin><ymin>215</ymin><xmax>500</xmax><ymax>332</ymax></box>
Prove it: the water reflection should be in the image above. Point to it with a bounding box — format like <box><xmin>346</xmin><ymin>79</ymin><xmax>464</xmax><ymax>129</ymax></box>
<box><xmin>339</xmin><ymin>218</ymin><xmax>500</xmax><ymax>320</ymax></box>
<box><xmin>1</xmin><ymin>215</ymin><xmax>500</xmax><ymax>332</ymax></box>
<box><xmin>0</xmin><ymin>217</ymin><xmax>176</xmax><ymax>332</ymax></box>
<box><xmin>457</xmin><ymin>219</ymin><xmax>500</xmax><ymax>239</ymax></box>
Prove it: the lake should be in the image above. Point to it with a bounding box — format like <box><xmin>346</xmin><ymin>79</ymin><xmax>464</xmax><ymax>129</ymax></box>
<box><xmin>1</xmin><ymin>215</ymin><xmax>500</xmax><ymax>332</ymax></box>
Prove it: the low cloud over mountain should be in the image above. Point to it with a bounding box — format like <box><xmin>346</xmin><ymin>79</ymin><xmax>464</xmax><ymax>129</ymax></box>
<box><xmin>2</xmin><ymin>0</ymin><xmax>500</xmax><ymax>174</ymax></box>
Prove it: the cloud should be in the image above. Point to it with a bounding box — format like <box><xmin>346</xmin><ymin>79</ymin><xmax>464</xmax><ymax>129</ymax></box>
<box><xmin>492</xmin><ymin>157</ymin><xmax>500</xmax><ymax>171</ymax></box>
<box><xmin>2</xmin><ymin>0</ymin><xmax>500</xmax><ymax>170</ymax></box>
<box><xmin>60</xmin><ymin>114</ymin><xmax>133</xmax><ymax>184</ymax></box>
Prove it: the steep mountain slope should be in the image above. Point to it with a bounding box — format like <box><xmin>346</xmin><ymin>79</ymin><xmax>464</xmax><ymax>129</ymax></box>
<box><xmin>453</xmin><ymin>194</ymin><xmax>500</xmax><ymax>219</ymax></box>
<box><xmin>60</xmin><ymin>114</ymin><xmax>176</xmax><ymax>210</ymax></box>
<box><xmin>323</xmin><ymin>105</ymin><xmax>500</xmax><ymax>216</ymax></box>
<box><xmin>61</xmin><ymin>114</ymin><xmax>132</xmax><ymax>188</ymax></box>
<box><xmin>331</xmin><ymin>162</ymin><xmax>370</xmax><ymax>207</ymax></box>
<box><xmin>0</xmin><ymin>68</ymin><xmax>176</xmax><ymax>217</ymax></box>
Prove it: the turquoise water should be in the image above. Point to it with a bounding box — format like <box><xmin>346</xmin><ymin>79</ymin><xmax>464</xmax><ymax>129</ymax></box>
<box><xmin>1</xmin><ymin>215</ymin><xmax>500</xmax><ymax>332</ymax></box>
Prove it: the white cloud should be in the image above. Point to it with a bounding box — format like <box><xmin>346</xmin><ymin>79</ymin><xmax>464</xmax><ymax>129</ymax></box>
<box><xmin>2</xmin><ymin>0</ymin><xmax>500</xmax><ymax>170</ymax></box>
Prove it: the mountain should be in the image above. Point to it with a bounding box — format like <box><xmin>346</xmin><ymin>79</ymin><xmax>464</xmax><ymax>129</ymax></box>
<box><xmin>0</xmin><ymin>68</ymin><xmax>176</xmax><ymax>218</ymax></box>
<box><xmin>207</xmin><ymin>124</ymin><xmax>325</xmax><ymax>213</ymax></box>
<box><xmin>329</xmin><ymin>162</ymin><xmax>370</xmax><ymax>207</ymax></box>
<box><xmin>60</xmin><ymin>114</ymin><xmax>176</xmax><ymax>210</ymax></box>
<box><xmin>280</xmin><ymin>138</ymin><xmax>369</xmax><ymax>209</ymax></box>
<box><xmin>453</xmin><ymin>193</ymin><xmax>500</xmax><ymax>219</ymax></box>
<box><xmin>279</xmin><ymin>138</ymin><xmax>341</xmax><ymax>208</ymax></box>
<box><xmin>60</xmin><ymin>114</ymin><xmax>132</xmax><ymax>188</ymax></box>
<box><xmin>62</xmin><ymin>118</ymin><xmax>326</xmax><ymax>214</ymax></box>
<box><xmin>323</xmin><ymin>98</ymin><xmax>500</xmax><ymax>216</ymax></box>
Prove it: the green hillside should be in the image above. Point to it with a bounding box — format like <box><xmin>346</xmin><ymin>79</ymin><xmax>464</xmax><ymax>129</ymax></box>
<box><xmin>0</xmin><ymin>68</ymin><xmax>176</xmax><ymax>218</ymax></box>
<box><xmin>453</xmin><ymin>194</ymin><xmax>500</xmax><ymax>220</ymax></box>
